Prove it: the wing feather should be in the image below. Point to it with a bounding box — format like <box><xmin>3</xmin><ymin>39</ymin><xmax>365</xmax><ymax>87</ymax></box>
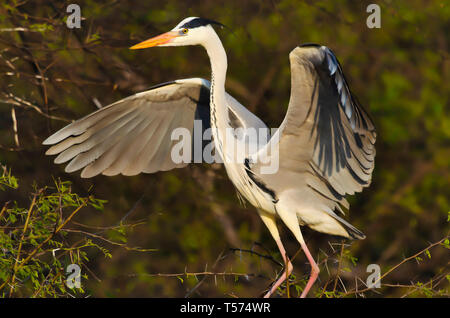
<box><xmin>249</xmin><ymin>45</ymin><xmax>376</xmax><ymax>238</ymax></box>
<box><xmin>151</xmin><ymin>104</ymin><xmax>187</xmax><ymax>172</ymax></box>
<box><xmin>65</xmin><ymin>110</ymin><xmax>144</xmax><ymax>173</ymax></box>
<box><xmin>278</xmin><ymin>45</ymin><xmax>377</xmax><ymax>197</ymax></box>
<box><xmin>142</xmin><ymin>110</ymin><xmax>178</xmax><ymax>173</ymax></box>
<box><xmin>120</xmin><ymin>113</ymin><xmax>167</xmax><ymax>176</ymax></box>
<box><xmin>44</xmin><ymin>79</ymin><xmax>210</xmax><ymax>177</ymax></box>
<box><xmin>84</xmin><ymin>109</ymin><xmax>154</xmax><ymax>177</ymax></box>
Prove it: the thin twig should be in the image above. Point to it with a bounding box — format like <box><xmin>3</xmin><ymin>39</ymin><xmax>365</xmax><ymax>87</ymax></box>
<box><xmin>11</xmin><ymin>106</ymin><xmax>20</xmax><ymax>147</ymax></box>
<box><xmin>129</xmin><ymin>271</ymin><xmax>266</xmax><ymax>279</ymax></box>
<box><xmin>0</xmin><ymin>28</ymin><xmax>38</xmax><ymax>32</ymax></box>
<box><xmin>229</xmin><ymin>247</ymin><xmax>282</xmax><ymax>267</ymax></box>
<box><xmin>1</xmin><ymin>94</ymin><xmax>69</xmax><ymax>122</ymax></box>
<box><xmin>332</xmin><ymin>242</ymin><xmax>345</xmax><ymax>293</ymax></box>
<box><xmin>341</xmin><ymin>235</ymin><xmax>449</xmax><ymax>297</ymax></box>
<box><xmin>63</xmin><ymin>228</ymin><xmax>156</xmax><ymax>252</ymax></box>
<box><xmin>0</xmin><ymin>202</ymin><xmax>9</xmax><ymax>221</ymax></box>
<box><xmin>9</xmin><ymin>194</ymin><xmax>37</xmax><ymax>295</ymax></box>
<box><xmin>185</xmin><ymin>251</ymin><xmax>224</xmax><ymax>298</ymax></box>
<box><xmin>0</xmin><ymin>199</ymin><xmax>88</xmax><ymax>292</ymax></box>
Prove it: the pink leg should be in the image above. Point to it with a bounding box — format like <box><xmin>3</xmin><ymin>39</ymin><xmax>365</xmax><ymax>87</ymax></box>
<box><xmin>299</xmin><ymin>241</ymin><xmax>320</xmax><ymax>298</ymax></box>
<box><xmin>274</xmin><ymin>206</ymin><xmax>321</xmax><ymax>298</ymax></box>
<box><xmin>263</xmin><ymin>238</ymin><xmax>293</xmax><ymax>298</ymax></box>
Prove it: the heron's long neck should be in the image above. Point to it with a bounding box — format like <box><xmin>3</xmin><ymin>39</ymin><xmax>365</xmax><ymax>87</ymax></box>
<box><xmin>205</xmin><ymin>33</ymin><xmax>227</xmax><ymax>118</ymax></box>
<box><xmin>204</xmin><ymin>31</ymin><xmax>228</xmax><ymax>157</ymax></box>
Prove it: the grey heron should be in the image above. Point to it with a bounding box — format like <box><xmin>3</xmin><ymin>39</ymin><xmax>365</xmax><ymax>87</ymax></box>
<box><xmin>43</xmin><ymin>17</ymin><xmax>376</xmax><ymax>298</ymax></box>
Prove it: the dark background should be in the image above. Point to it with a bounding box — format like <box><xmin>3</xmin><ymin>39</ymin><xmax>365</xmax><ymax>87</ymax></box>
<box><xmin>0</xmin><ymin>0</ymin><xmax>448</xmax><ymax>297</ymax></box>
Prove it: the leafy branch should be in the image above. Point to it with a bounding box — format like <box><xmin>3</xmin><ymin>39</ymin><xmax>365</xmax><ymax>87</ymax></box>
<box><xmin>0</xmin><ymin>166</ymin><xmax>152</xmax><ymax>297</ymax></box>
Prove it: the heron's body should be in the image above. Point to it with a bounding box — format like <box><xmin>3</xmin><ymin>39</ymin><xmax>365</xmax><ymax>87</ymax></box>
<box><xmin>43</xmin><ymin>17</ymin><xmax>376</xmax><ymax>297</ymax></box>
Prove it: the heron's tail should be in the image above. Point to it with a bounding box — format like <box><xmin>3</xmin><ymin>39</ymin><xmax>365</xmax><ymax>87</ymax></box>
<box><xmin>332</xmin><ymin>214</ymin><xmax>366</xmax><ymax>240</ymax></box>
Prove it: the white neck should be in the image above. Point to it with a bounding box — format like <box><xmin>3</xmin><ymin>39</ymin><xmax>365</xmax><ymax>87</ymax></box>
<box><xmin>202</xmin><ymin>28</ymin><xmax>230</xmax><ymax>160</ymax></box>
<box><xmin>203</xmin><ymin>29</ymin><xmax>228</xmax><ymax>125</ymax></box>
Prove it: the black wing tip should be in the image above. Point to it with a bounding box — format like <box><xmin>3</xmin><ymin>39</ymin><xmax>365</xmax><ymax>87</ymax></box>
<box><xmin>348</xmin><ymin>228</ymin><xmax>366</xmax><ymax>240</ymax></box>
<box><xmin>332</xmin><ymin>226</ymin><xmax>366</xmax><ymax>241</ymax></box>
<box><xmin>326</xmin><ymin>224</ymin><xmax>365</xmax><ymax>240</ymax></box>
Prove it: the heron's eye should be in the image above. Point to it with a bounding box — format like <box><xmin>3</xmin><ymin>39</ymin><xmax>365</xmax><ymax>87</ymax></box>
<box><xmin>182</xmin><ymin>28</ymin><xmax>188</xmax><ymax>34</ymax></box>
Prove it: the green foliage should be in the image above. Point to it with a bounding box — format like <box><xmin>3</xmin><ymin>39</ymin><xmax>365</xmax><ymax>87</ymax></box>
<box><xmin>0</xmin><ymin>165</ymin><xmax>18</xmax><ymax>190</ymax></box>
<box><xmin>0</xmin><ymin>167</ymin><xmax>111</xmax><ymax>297</ymax></box>
<box><xmin>29</xmin><ymin>23</ymin><xmax>54</xmax><ymax>34</ymax></box>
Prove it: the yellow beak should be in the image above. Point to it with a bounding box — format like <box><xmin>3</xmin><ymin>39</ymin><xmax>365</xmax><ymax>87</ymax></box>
<box><xmin>130</xmin><ymin>31</ymin><xmax>178</xmax><ymax>49</ymax></box>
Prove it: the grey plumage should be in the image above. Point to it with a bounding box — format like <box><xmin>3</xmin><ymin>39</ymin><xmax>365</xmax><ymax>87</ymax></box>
<box><xmin>44</xmin><ymin>77</ymin><xmax>265</xmax><ymax>178</ymax></box>
<box><xmin>44</xmin><ymin>79</ymin><xmax>211</xmax><ymax>178</ymax></box>
<box><xmin>44</xmin><ymin>46</ymin><xmax>376</xmax><ymax>240</ymax></box>
<box><xmin>247</xmin><ymin>45</ymin><xmax>376</xmax><ymax>239</ymax></box>
<box><xmin>44</xmin><ymin>17</ymin><xmax>377</xmax><ymax>298</ymax></box>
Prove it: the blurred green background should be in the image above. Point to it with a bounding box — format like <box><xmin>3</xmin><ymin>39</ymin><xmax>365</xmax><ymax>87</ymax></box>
<box><xmin>0</xmin><ymin>0</ymin><xmax>448</xmax><ymax>297</ymax></box>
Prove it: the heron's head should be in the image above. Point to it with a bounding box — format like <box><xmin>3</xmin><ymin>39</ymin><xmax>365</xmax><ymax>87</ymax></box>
<box><xmin>130</xmin><ymin>17</ymin><xmax>223</xmax><ymax>49</ymax></box>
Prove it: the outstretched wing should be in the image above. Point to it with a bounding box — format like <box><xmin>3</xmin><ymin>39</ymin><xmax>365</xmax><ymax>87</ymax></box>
<box><xmin>43</xmin><ymin>78</ymin><xmax>212</xmax><ymax>178</ymax></box>
<box><xmin>283</xmin><ymin>44</ymin><xmax>376</xmax><ymax>194</ymax></box>
<box><xmin>249</xmin><ymin>45</ymin><xmax>376</xmax><ymax>238</ymax></box>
